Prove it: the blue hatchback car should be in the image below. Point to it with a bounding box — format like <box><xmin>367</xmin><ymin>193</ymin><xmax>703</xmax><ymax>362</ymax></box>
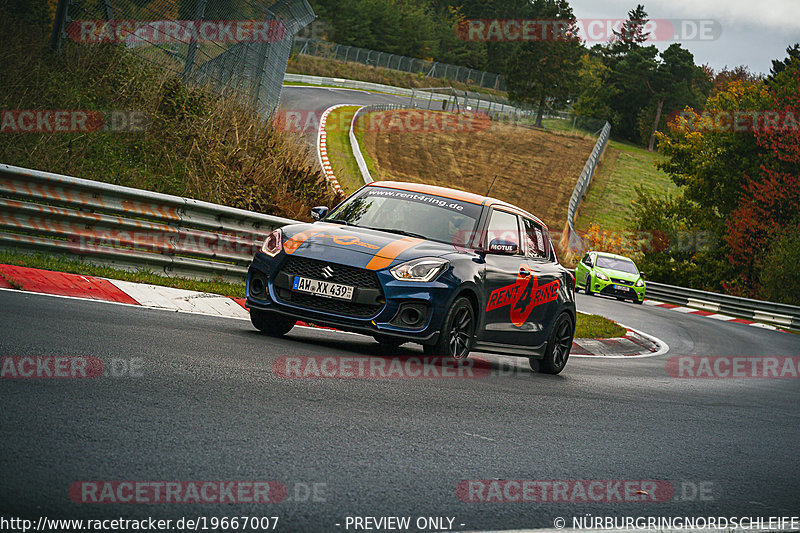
<box><xmin>246</xmin><ymin>181</ymin><xmax>576</xmax><ymax>373</ymax></box>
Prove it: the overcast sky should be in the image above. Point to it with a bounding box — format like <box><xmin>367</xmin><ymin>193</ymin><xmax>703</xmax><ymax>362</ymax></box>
<box><xmin>568</xmin><ymin>0</ymin><xmax>799</xmax><ymax>75</ymax></box>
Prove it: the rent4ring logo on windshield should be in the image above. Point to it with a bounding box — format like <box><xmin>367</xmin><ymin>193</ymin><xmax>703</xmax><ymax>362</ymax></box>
<box><xmin>486</xmin><ymin>266</ymin><xmax>560</xmax><ymax>326</ymax></box>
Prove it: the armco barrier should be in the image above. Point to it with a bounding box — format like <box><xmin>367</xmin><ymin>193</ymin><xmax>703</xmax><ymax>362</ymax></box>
<box><xmin>349</xmin><ymin>103</ymin><xmax>410</xmax><ymax>184</ymax></box>
<box><xmin>561</xmin><ymin>121</ymin><xmax>611</xmax><ymax>254</ymax></box>
<box><xmin>0</xmin><ymin>164</ymin><xmax>297</xmax><ymax>282</ymax></box>
<box><xmin>645</xmin><ymin>281</ymin><xmax>800</xmax><ymax>330</ymax></box>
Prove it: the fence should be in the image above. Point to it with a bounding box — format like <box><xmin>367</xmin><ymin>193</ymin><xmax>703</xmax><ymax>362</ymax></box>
<box><xmin>562</xmin><ymin>121</ymin><xmax>611</xmax><ymax>253</ymax></box>
<box><xmin>0</xmin><ymin>164</ymin><xmax>294</xmax><ymax>283</ymax></box>
<box><xmin>49</xmin><ymin>0</ymin><xmax>315</xmax><ymax>118</ymax></box>
<box><xmin>293</xmin><ymin>38</ymin><xmax>506</xmax><ymax>91</ymax></box>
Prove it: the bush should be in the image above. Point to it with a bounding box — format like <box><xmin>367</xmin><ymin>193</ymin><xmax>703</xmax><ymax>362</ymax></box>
<box><xmin>758</xmin><ymin>222</ymin><xmax>800</xmax><ymax>305</ymax></box>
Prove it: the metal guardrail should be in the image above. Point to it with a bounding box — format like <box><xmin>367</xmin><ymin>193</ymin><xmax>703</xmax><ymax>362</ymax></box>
<box><xmin>348</xmin><ymin>103</ymin><xmax>411</xmax><ymax>184</ymax></box>
<box><xmin>563</xmin><ymin>121</ymin><xmax>611</xmax><ymax>252</ymax></box>
<box><xmin>284</xmin><ymin>74</ymin><xmax>528</xmax><ymax>116</ymax></box>
<box><xmin>0</xmin><ymin>164</ymin><xmax>297</xmax><ymax>283</ymax></box>
<box><xmin>645</xmin><ymin>281</ymin><xmax>800</xmax><ymax>330</ymax></box>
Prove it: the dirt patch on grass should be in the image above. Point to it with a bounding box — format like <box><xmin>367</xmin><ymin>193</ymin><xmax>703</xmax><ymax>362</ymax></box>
<box><xmin>361</xmin><ymin>110</ymin><xmax>595</xmax><ymax>231</ymax></box>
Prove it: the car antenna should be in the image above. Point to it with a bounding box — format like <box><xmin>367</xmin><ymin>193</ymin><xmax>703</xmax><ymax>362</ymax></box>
<box><xmin>486</xmin><ymin>175</ymin><xmax>498</xmax><ymax>197</ymax></box>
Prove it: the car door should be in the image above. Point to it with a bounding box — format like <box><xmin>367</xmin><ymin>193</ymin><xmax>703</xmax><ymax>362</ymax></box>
<box><xmin>481</xmin><ymin>209</ymin><xmax>533</xmax><ymax>346</ymax></box>
<box><xmin>521</xmin><ymin>217</ymin><xmax>564</xmax><ymax>347</ymax></box>
<box><xmin>575</xmin><ymin>252</ymin><xmax>593</xmax><ymax>288</ymax></box>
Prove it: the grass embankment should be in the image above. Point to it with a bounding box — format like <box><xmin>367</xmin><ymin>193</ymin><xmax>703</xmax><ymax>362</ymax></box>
<box><xmin>1</xmin><ymin>252</ymin><xmax>625</xmax><ymax>339</ymax></box>
<box><xmin>575</xmin><ymin>312</ymin><xmax>626</xmax><ymax>339</ymax></box>
<box><xmin>288</xmin><ymin>54</ymin><xmax>505</xmax><ymax>97</ymax></box>
<box><xmin>575</xmin><ymin>141</ymin><xmax>677</xmax><ymax>232</ymax></box>
<box><xmin>0</xmin><ymin>7</ymin><xmax>336</xmax><ymax>221</ymax></box>
<box><xmin>360</xmin><ymin>109</ymin><xmax>595</xmax><ymax>231</ymax></box>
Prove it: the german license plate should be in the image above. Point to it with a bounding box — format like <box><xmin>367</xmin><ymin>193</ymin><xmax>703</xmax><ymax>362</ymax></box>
<box><xmin>613</xmin><ymin>284</ymin><xmax>630</xmax><ymax>291</ymax></box>
<box><xmin>292</xmin><ymin>276</ymin><xmax>354</xmax><ymax>300</ymax></box>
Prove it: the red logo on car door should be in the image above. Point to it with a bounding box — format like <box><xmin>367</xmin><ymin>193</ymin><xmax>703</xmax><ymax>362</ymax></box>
<box><xmin>486</xmin><ymin>265</ymin><xmax>560</xmax><ymax>327</ymax></box>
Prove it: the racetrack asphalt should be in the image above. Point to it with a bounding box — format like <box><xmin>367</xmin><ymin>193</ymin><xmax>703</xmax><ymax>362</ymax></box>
<box><xmin>1</xmin><ymin>288</ymin><xmax>798</xmax><ymax>531</ymax></box>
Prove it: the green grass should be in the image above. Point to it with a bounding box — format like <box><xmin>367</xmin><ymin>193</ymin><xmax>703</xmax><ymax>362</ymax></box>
<box><xmin>575</xmin><ymin>312</ymin><xmax>627</xmax><ymax>339</ymax></box>
<box><xmin>0</xmin><ymin>251</ymin><xmax>245</xmax><ymax>298</ymax></box>
<box><xmin>324</xmin><ymin>106</ymin><xmax>366</xmax><ymax>194</ymax></box>
<box><xmin>575</xmin><ymin>140</ymin><xmax>678</xmax><ymax>232</ymax></box>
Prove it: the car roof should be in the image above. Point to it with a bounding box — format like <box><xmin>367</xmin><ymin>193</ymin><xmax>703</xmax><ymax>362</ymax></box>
<box><xmin>368</xmin><ymin>181</ymin><xmax>549</xmax><ymax>230</ymax></box>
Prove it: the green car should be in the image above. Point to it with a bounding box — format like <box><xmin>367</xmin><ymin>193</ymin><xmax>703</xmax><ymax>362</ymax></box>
<box><xmin>574</xmin><ymin>251</ymin><xmax>645</xmax><ymax>304</ymax></box>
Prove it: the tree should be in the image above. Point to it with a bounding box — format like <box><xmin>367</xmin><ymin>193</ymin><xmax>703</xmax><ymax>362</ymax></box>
<box><xmin>503</xmin><ymin>0</ymin><xmax>584</xmax><ymax>127</ymax></box>
<box><xmin>726</xmin><ymin>57</ymin><xmax>800</xmax><ymax>286</ymax></box>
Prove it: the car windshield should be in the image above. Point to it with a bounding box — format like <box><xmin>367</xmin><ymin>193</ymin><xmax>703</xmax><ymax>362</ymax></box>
<box><xmin>326</xmin><ymin>187</ymin><xmax>482</xmax><ymax>246</ymax></box>
<box><xmin>596</xmin><ymin>256</ymin><xmax>638</xmax><ymax>274</ymax></box>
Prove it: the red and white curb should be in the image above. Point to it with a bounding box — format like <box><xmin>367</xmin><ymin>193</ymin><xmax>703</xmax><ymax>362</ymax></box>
<box><xmin>644</xmin><ymin>299</ymin><xmax>783</xmax><ymax>331</ymax></box>
<box><xmin>317</xmin><ymin>104</ymin><xmax>355</xmax><ymax>197</ymax></box>
<box><xmin>1</xmin><ymin>264</ymin><xmax>667</xmax><ymax>357</ymax></box>
<box><xmin>570</xmin><ymin>325</ymin><xmax>668</xmax><ymax>359</ymax></box>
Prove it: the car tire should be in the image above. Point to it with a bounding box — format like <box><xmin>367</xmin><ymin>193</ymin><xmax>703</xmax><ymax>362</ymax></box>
<box><xmin>585</xmin><ymin>275</ymin><xmax>594</xmax><ymax>296</ymax></box>
<box><xmin>633</xmin><ymin>297</ymin><xmax>644</xmax><ymax>305</ymax></box>
<box><xmin>251</xmin><ymin>309</ymin><xmax>295</xmax><ymax>336</ymax></box>
<box><xmin>422</xmin><ymin>297</ymin><xmax>475</xmax><ymax>359</ymax></box>
<box><xmin>530</xmin><ymin>312</ymin><xmax>574</xmax><ymax>375</ymax></box>
<box><xmin>373</xmin><ymin>334</ymin><xmax>405</xmax><ymax>348</ymax></box>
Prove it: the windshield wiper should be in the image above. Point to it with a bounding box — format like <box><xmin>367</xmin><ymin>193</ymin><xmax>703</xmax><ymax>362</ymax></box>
<box><xmin>361</xmin><ymin>226</ymin><xmax>427</xmax><ymax>240</ymax></box>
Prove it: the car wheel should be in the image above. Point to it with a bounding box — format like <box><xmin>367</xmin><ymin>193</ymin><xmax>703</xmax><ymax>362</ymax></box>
<box><xmin>585</xmin><ymin>275</ymin><xmax>594</xmax><ymax>296</ymax></box>
<box><xmin>633</xmin><ymin>297</ymin><xmax>644</xmax><ymax>305</ymax></box>
<box><xmin>530</xmin><ymin>313</ymin><xmax>574</xmax><ymax>375</ymax></box>
<box><xmin>373</xmin><ymin>334</ymin><xmax>405</xmax><ymax>348</ymax></box>
<box><xmin>250</xmin><ymin>309</ymin><xmax>295</xmax><ymax>336</ymax></box>
<box><xmin>423</xmin><ymin>297</ymin><xmax>475</xmax><ymax>359</ymax></box>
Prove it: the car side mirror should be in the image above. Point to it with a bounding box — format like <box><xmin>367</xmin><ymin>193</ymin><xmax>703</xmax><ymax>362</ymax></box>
<box><xmin>311</xmin><ymin>206</ymin><xmax>329</xmax><ymax>221</ymax></box>
<box><xmin>487</xmin><ymin>239</ymin><xmax>518</xmax><ymax>255</ymax></box>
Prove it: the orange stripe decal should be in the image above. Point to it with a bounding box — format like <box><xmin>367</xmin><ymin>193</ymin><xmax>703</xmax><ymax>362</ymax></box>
<box><xmin>365</xmin><ymin>237</ymin><xmax>425</xmax><ymax>270</ymax></box>
<box><xmin>283</xmin><ymin>227</ymin><xmax>328</xmax><ymax>254</ymax></box>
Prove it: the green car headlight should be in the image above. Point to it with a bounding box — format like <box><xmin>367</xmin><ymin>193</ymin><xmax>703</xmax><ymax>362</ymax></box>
<box><xmin>595</xmin><ymin>271</ymin><xmax>609</xmax><ymax>282</ymax></box>
<box><xmin>635</xmin><ymin>279</ymin><xmax>644</xmax><ymax>287</ymax></box>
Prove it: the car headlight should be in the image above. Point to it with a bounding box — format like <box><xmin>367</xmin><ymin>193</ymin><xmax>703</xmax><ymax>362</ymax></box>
<box><xmin>390</xmin><ymin>257</ymin><xmax>449</xmax><ymax>282</ymax></box>
<box><xmin>261</xmin><ymin>229</ymin><xmax>283</xmax><ymax>257</ymax></box>
<box><xmin>635</xmin><ymin>278</ymin><xmax>645</xmax><ymax>287</ymax></box>
<box><xmin>595</xmin><ymin>271</ymin><xmax>609</xmax><ymax>281</ymax></box>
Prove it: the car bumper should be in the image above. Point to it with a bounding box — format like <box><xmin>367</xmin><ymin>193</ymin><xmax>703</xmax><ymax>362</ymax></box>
<box><xmin>592</xmin><ymin>278</ymin><xmax>645</xmax><ymax>301</ymax></box>
<box><xmin>245</xmin><ymin>252</ymin><xmax>455</xmax><ymax>343</ymax></box>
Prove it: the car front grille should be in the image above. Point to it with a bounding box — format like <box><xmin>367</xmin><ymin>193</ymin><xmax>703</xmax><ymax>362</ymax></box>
<box><xmin>610</xmin><ymin>278</ymin><xmax>632</xmax><ymax>285</ymax></box>
<box><xmin>276</xmin><ymin>256</ymin><xmax>384</xmax><ymax>318</ymax></box>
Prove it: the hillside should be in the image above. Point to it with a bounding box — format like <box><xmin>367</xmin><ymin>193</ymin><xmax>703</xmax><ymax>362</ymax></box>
<box><xmin>360</xmin><ymin>110</ymin><xmax>596</xmax><ymax>232</ymax></box>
